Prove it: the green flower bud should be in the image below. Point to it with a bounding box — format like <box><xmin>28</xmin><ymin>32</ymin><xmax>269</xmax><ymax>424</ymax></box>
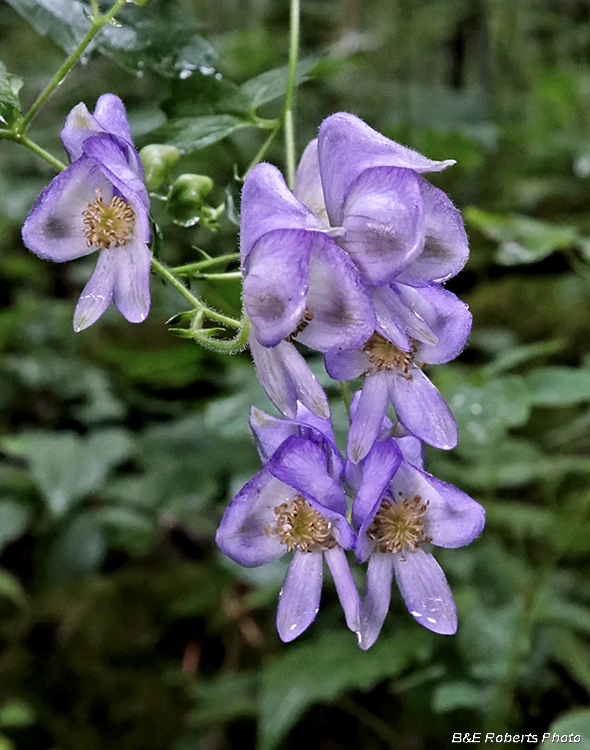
<box><xmin>139</xmin><ymin>144</ymin><xmax>180</xmax><ymax>190</ymax></box>
<box><xmin>168</xmin><ymin>174</ymin><xmax>215</xmax><ymax>227</ymax></box>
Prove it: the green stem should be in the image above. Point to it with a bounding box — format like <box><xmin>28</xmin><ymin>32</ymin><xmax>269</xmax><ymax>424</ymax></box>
<box><xmin>283</xmin><ymin>0</ymin><xmax>301</xmax><ymax>189</ymax></box>
<box><xmin>17</xmin><ymin>0</ymin><xmax>127</xmax><ymax>134</ymax></box>
<box><xmin>194</xmin><ymin>271</ymin><xmax>242</xmax><ymax>280</ymax></box>
<box><xmin>150</xmin><ymin>255</ymin><xmax>240</xmax><ymax>328</ymax></box>
<box><xmin>0</xmin><ymin>131</ymin><xmax>67</xmax><ymax>171</ymax></box>
<box><xmin>244</xmin><ymin>124</ymin><xmax>281</xmax><ymax>177</ymax></box>
<box><xmin>171</xmin><ymin>253</ymin><xmax>240</xmax><ymax>275</ymax></box>
<box><xmin>340</xmin><ymin>381</ymin><xmax>352</xmax><ymax>420</ymax></box>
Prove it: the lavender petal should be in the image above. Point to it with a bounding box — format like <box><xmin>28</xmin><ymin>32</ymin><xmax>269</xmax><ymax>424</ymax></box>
<box><xmin>276</xmin><ymin>550</ymin><xmax>323</xmax><ymax>642</ymax></box>
<box><xmin>60</xmin><ymin>102</ymin><xmax>103</xmax><ymax>161</ymax></box>
<box><xmin>352</xmin><ymin>438</ymin><xmax>402</xmax><ymax>534</ymax></box>
<box><xmin>293</xmin><ymin>138</ymin><xmax>329</xmax><ymax>225</ymax></box>
<box><xmin>393</xmin><ymin>547</ymin><xmax>457</xmax><ymax>634</ymax></box>
<box><xmin>83</xmin><ymin>136</ymin><xmax>149</xmax><ymax>209</ymax></box>
<box><xmin>248</xmin><ymin>336</ymin><xmax>298</xmax><ymax>418</ymax></box>
<box><xmin>73</xmin><ymin>249</ymin><xmax>116</xmax><ymax>332</ymax></box>
<box><xmin>358</xmin><ymin>552</ymin><xmax>394</xmax><ymax>650</ymax></box>
<box><xmin>112</xmin><ymin>238</ymin><xmax>151</xmax><ymax>324</ymax></box>
<box><xmin>387</xmin><ymin>367</ymin><xmax>458</xmax><ymax>450</ymax></box>
<box><xmin>279</xmin><ymin>341</ymin><xmax>330</xmax><ymax>418</ymax></box>
<box><xmin>93</xmin><ymin>93</ymin><xmax>134</xmax><ymax>145</ymax></box>
<box><xmin>325</xmin><ymin>546</ymin><xmax>361</xmax><ymax>634</ymax></box>
<box><xmin>215</xmin><ymin>469</ymin><xmax>289</xmax><ymax>567</ymax></box>
<box><xmin>324</xmin><ymin>348</ymin><xmax>369</xmax><ymax>381</ymax></box>
<box><xmin>347</xmin><ymin>372</ymin><xmax>390</xmax><ymax>464</ymax></box>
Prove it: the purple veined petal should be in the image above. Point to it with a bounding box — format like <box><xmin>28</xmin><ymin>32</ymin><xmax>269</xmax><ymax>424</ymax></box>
<box><xmin>358</xmin><ymin>552</ymin><xmax>394</xmax><ymax>650</ymax></box>
<box><xmin>324</xmin><ymin>546</ymin><xmax>361</xmax><ymax>634</ymax></box>
<box><xmin>340</xmin><ymin>166</ymin><xmax>425</xmax><ymax>286</ymax></box>
<box><xmin>391</xmin><ymin>462</ymin><xmax>485</xmax><ymax>548</ymax></box>
<box><xmin>397</xmin><ymin>178</ymin><xmax>469</xmax><ymax>284</ymax></box>
<box><xmin>267</xmin><ymin>434</ymin><xmax>347</xmax><ymax>515</ymax></box>
<box><xmin>296</xmin><ymin>236</ymin><xmax>375</xmax><ymax>352</ymax></box>
<box><xmin>393</xmin><ymin>547</ymin><xmax>457</xmax><ymax>634</ymax></box>
<box><xmin>22</xmin><ymin>157</ymin><xmax>113</xmax><ymax>262</ymax></box>
<box><xmin>249</xmin><ymin>336</ymin><xmax>298</xmax><ymax>418</ymax></box>
<box><xmin>318</xmin><ymin>112</ymin><xmax>455</xmax><ymax>227</ymax></box>
<box><xmin>324</xmin><ymin>348</ymin><xmax>369</xmax><ymax>381</ymax></box>
<box><xmin>387</xmin><ymin>367</ymin><xmax>458</xmax><ymax>450</ymax></box>
<box><xmin>352</xmin><ymin>438</ymin><xmax>402</xmax><ymax>532</ymax></box>
<box><xmin>395</xmin><ymin>283</ymin><xmax>472</xmax><ymax>364</ymax></box>
<box><xmin>61</xmin><ymin>102</ymin><xmax>103</xmax><ymax>161</ymax></box>
<box><xmin>249</xmin><ymin>403</ymin><xmax>339</xmax><ymax>463</ymax></box>
<box><xmin>372</xmin><ymin>285</ymin><xmax>432</xmax><ymax>351</ymax></box>
<box><xmin>347</xmin><ymin>372</ymin><xmax>390</xmax><ymax>464</ymax></box>
<box><xmin>93</xmin><ymin>94</ymin><xmax>134</xmax><ymax>145</ymax></box>
<box><xmin>395</xmin><ymin>435</ymin><xmax>426</xmax><ymax>469</ymax></box>
<box><xmin>83</xmin><ymin>136</ymin><xmax>149</xmax><ymax>209</ymax></box>
<box><xmin>349</xmin><ymin>389</ymin><xmax>394</xmax><ymax>440</ymax></box>
<box><xmin>293</xmin><ymin>139</ymin><xmax>330</xmax><ymax>225</ymax></box>
<box><xmin>111</xmin><ymin>238</ymin><xmax>151</xmax><ymax>324</ymax></box>
<box><xmin>73</xmin><ymin>249</ymin><xmax>116</xmax><ymax>332</ymax></box>
<box><xmin>279</xmin><ymin>342</ymin><xmax>330</xmax><ymax>419</ymax></box>
<box><xmin>242</xmin><ymin>229</ymin><xmax>311</xmax><ymax>347</ymax></box>
<box><xmin>215</xmin><ymin>469</ymin><xmax>290</xmax><ymax>567</ymax></box>
<box><xmin>276</xmin><ymin>550</ymin><xmax>323</xmax><ymax>642</ymax></box>
<box><xmin>240</xmin><ymin>163</ymin><xmax>326</xmax><ymax>265</ymax></box>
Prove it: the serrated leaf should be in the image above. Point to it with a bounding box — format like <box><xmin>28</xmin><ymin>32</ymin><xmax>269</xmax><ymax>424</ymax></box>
<box><xmin>526</xmin><ymin>367</ymin><xmax>590</xmax><ymax>406</ymax></box>
<box><xmin>0</xmin><ymin>61</ymin><xmax>23</xmax><ymax>128</ymax></box>
<box><xmin>465</xmin><ymin>207</ymin><xmax>578</xmax><ymax>266</ymax></box>
<box><xmin>145</xmin><ymin>115</ymin><xmax>252</xmax><ymax>154</ymax></box>
<box><xmin>241</xmin><ymin>57</ymin><xmax>320</xmax><ymax>109</ymax></box>
<box><xmin>258</xmin><ymin>628</ymin><xmax>432</xmax><ymax>750</ymax></box>
<box><xmin>6</xmin><ymin>428</ymin><xmax>133</xmax><ymax>516</ymax></box>
<box><xmin>542</xmin><ymin>710</ymin><xmax>590</xmax><ymax>749</ymax></box>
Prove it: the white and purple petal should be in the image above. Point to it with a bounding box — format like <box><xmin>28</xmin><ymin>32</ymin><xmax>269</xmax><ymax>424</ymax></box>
<box><xmin>73</xmin><ymin>249</ymin><xmax>116</xmax><ymax>332</ymax></box>
<box><xmin>387</xmin><ymin>367</ymin><xmax>458</xmax><ymax>450</ymax></box>
<box><xmin>215</xmin><ymin>470</ymin><xmax>290</xmax><ymax>567</ymax></box>
<box><xmin>318</xmin><ymin>112</ymin><xmax>455</xmax><ymax>226</ymax></box>
<box><xmin>111</xmin><ymin>238</ymin><xmax>151</xmax><ymax>324</ymax></box>
<box><xmin>347</xmin><ymin>372</ymin><xmax>390</xmax><ymax>464</ymax></box>
<box><xmin>83</xmin><ymin>136</ymin><xmax>149</xmax><ymax>209</ymax></box>
<box><xmin>293</xmin><ymin>139</ymin><xmax>329</xmax><ymax>225</ymax></box>
<box><xmin>249</xmin><ymin>336</ymin><xmax>298</xmax><ymax>418</ymax></box>
<box><xmin>22</xmin><ymin>156</ymin><xmax>111</xmax><ymax>262</ymax></box>
<box><xmin>340</xmin><ymin>166</ymin><xmax>425</xmax><ymax>285</ymax></box>
<box><xmin>393</xmin><ymin>547</ymin><xmax>457</xmax><ymax>635</ymax></box>
<box><xmin>325</xmin><ymin>546</ymin><xmax>361</xmax><ymax>634</ymax></box>
<box><xmin>276</xmin><ymin>550</ymin><xmax>323</xmax><ymax>642</ymax></box>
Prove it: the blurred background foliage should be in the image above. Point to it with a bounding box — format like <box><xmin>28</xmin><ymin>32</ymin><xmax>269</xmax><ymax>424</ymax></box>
<box><xmin>1</xmin><ymin>0</ymin><xmax>590</xmax><ymax>747</ymax></box>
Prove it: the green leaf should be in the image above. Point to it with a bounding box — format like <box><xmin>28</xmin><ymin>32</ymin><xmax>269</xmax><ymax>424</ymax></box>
<box><xmin>432</xmin><ymin>681</ymin><xmax>490</xmax><ymax>713</ymax></box>
<box><xmin>240</xmin><ymin>57</ymin><xmax>320</xmax><ymax>110</ymax></box>
<box><xmin>541</xmin><ymin>710</ymin><xmax>590</xmax><ymax>749</ymax></box>
<box><xmin>0</xmin><ymin>61</ymin><xmax>23</xmax><ymax>128</ymax></box>
<box><xmin>0</xmin><ymin>700</ymin><xmax>35</xmax><ymax>728</ymax></box>
<box><xmin>258</xmin><ymin>628</ymin><xmax>432</xmax><ymax>750</ymax></box>
<box><xmin>164</xmin><ymin>74</ymin><xmax>251</xmax><ymax>119</ymax></box>
<box><xmin>189</xmin><ymin>671</ymin><xmax>259</xmax><ymax>728</ymax></box>
<box><xmin>2</xmin><ymin>429</ymin><xmax>133</xmax><ymax>516</ymax></box>
<box><xmin>481</xmin><ymin>339</ymin><xmax>564</xmax><ymax>378</ymax></box>
<box><xmin>41</xmin><ymin>511</ymin><xmax>105</xmax><ymax>584</ymax></box>
<box><xmin>464</xmin><ymin>207</ymin><xmax>578</xmax><ymax>266</ymax></box>
<box><xmin>526</xmin><ymin>367</ymin><xmax>590</xmax><ymax>406</ymax></box>
<box><xmin>4</xmin><ymin>0</ymin><xmax>92</xmax><ymax>55</ymax></box>
<box><xmin>0</xmin><ymin>570</ymin><xmax>26</xmax><ymax>606</ymax></box>
<box><xmin>144</xmin><ymin>115</ymin><xmax>252</xmax><ymax>155</ymax></box>
<box><xmin>0</xmin><ymin>499</ymin><xmax>31</xmax><ymax>551</ymax></box>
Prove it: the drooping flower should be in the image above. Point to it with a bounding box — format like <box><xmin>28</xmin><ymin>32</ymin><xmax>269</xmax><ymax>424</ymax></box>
<box><xmin>241</xmin><ymin>162</ymin><xmax>375</xmax><ymax>418</ymax></box>
<box><xmin>22</xmin><ymin>94</ymin><xmax>151</xmax><ymax>331</ymax></box>
<box><xmin>216</xmin><ymin>433</ymin><xmax>360</xmax><ymax>641</ymax></box>
<box><xmin>350</xmin><ymin>436</ymin><xmax>485</xmax><ymax>649</ymax></box>
<box><xmin>295</xmin><ymin>114</ymin><xmax>469</xmax><ymax>287</ymax></box>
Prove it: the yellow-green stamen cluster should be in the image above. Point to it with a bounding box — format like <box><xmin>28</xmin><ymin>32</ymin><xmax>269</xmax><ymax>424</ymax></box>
<box><xmin>363</xmin><ymin>332</ymin><xmax>416</xmax><ymax>379</ymax></box>
<box><xmin>367</xmin><ymin>494</ymin><xmax>430</xmax><ymax>554</ymax></box>
<box><xmin>266</xmin><ymin>494</ymin><xmax>336</xmax><ymax>552</ymax></box>
<box><xmin>83</xmin><ymin>187</ymin><xmax>135</xmax><ymax>249</ymax></box>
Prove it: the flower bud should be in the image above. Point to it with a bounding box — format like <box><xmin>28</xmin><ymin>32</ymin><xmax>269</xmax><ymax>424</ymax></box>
<box><xmin>139</xmin><ymin>144</ymin><xmax>180</xmax><ymax>190</ymax></box>
<box><xmin>168</xmin><ymin>173</ymin><xmax>214</xmax><ymax>227</ymax></box>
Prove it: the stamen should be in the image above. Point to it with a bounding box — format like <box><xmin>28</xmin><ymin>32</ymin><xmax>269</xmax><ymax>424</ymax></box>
<box><xmin>363</xmin><ymin>332</ymin><xmax>416</xmax><ymax>379</ymax></box>
<box><xmin>287</xmin><ymin>308</ymin><xmax>314</xmax><ymax>341</ymax></box>
<box><xmin>367</xmin><ymin>494</ymin><xmax>430</xmax><ymax>554</ymax></box>
<box><xmin>82</xmin><ymin>188</ymin><xmax>135</xmax><ymax>249</ymax></box>
<box><xmin>265</xmin><ymin>493</ymin><xmax>336</xmax><ymax>552</ymax></box>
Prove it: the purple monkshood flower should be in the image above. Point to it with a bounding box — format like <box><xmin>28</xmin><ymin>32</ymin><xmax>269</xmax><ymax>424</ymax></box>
<box><xmin>216</xmin><ymin>432</ymin><xmax>360</xmax><ymax>642</ymax></box>
<box><xmin>349</xmin><ymin>436</ymin><xmax>485</xmax><ymax>649</ymax></box>
<box><xmin>241</xmin><ymin>162</ymin><xmax>375</xmax><ymax>418</ymax></box>
<box><xmin>22</xmin><ymin>94</ymin><xmax>150</xmax><ymax>331</ymax></box>
<box><xmin>294</xmin><ymin>113</ymin><xmax>469</xmax><ymax>287</ymax></box>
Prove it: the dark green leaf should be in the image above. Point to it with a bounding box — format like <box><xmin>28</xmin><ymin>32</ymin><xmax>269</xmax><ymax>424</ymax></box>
<box><xmin>541</xmin><ymin>710</ymin><xmax>590</xmax><ymax>749</ymax></box>
<box><xmin>432</xmin><ymin>681</ymin><xmax>490</xmax><ymax>713</ymax></box>
<box><xmin>526</xmin><ymin>367</ymin><xmax>590</xmax><ymax>406</ymax></box>
<box><xmin>240</xmin><ymin>57</ymin><xmax>320</xmax><ymax>110</ymax></box>
<box><xmin>189</xmin><ymin>671</ymin><xmax>259</xmax><ymax>727</ymax></box>
<box><xmin>145</xmin><ymin>115</ymin><xmax>252</xmax><ymax>155</ymax></box>
<box><xmin>164</xmin><ymin>74</ymin><xmax>251</xmax><ymax>119</ymax></box>
<box><xmin>258</xmin><ymin>628</ymin><xmax>432</xmax><ymax>750</ymax></box>
<box><xmin>0</xmin><ymin>61</ymin><xmax>23</xmax><ymax>128</ymax></box>
<box><xmin>42</xmin><ymin>511</ymin><xmax>105</xmax><ymax>584</ymax></box>
<box><xmin>0</xmin><ymin>498</ymin><xmax>31</xmax><ymax>551</ymax></box>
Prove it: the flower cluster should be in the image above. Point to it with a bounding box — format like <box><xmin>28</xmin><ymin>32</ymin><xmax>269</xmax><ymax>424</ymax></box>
<box><xmin>216</xmin><ymin>113</ymin><xmax>485</xmax><ymax>647</ymax></box>
<box><xmin>22</xmin><ymin>95</ymin><xmax>151</xmax><ymax>331</ymax></box>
